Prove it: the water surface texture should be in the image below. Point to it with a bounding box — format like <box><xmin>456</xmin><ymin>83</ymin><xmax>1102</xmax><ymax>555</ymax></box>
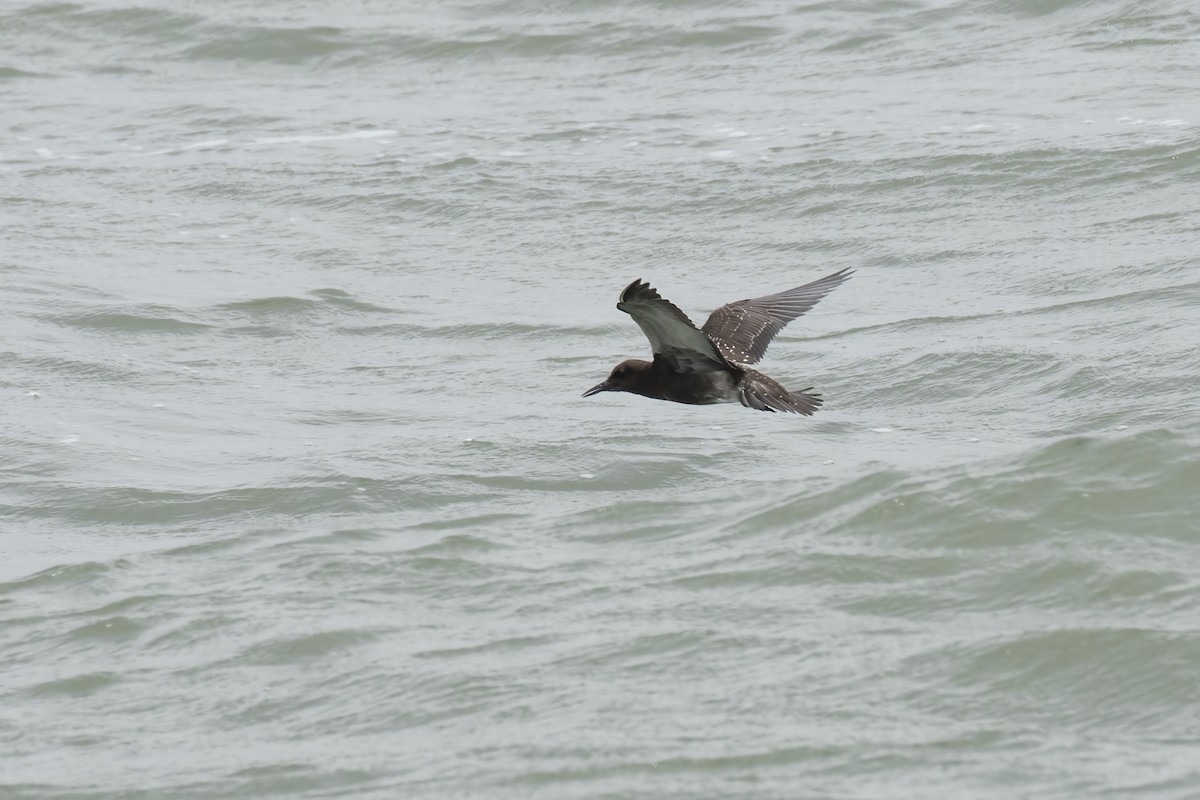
<box><xmin>3</xmin><ymin>0</ymin><xmax>1199</xmax><ymax>797</ymax></box>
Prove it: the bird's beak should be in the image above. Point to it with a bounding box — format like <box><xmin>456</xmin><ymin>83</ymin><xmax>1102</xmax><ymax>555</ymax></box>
<box><xmin>582</xmin><ymin>380</ymin><xmax>612</xmax><ymax>398</ymax></box>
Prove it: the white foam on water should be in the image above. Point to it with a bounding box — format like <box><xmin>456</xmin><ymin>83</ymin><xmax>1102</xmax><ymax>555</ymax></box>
<box><xmin>253</xmin><ymin>130</ymin><xmax>398</xmax><ymax>145</ymax></box>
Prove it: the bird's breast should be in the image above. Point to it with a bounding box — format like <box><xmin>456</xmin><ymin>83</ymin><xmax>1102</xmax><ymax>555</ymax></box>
<box><xmin>659</xmin><ymin>369</ymin><xmax>740</xmax><ymax>405</ymax></box>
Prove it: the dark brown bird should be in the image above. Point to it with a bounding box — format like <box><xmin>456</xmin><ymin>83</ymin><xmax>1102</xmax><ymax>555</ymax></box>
<box><xmin>583</xmin><ymin>268</ymin><xmax>852</xmax><ymax>414</ymax></box>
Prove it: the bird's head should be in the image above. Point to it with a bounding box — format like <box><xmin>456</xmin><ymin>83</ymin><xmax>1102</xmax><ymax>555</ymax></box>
<box><xmin>582</xmin><ymin>359</ymin><xmax>651</xmax><ymax>398</ymax></box>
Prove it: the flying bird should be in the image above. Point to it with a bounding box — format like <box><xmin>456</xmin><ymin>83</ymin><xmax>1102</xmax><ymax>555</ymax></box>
<box><xmin>583</xmin><ymin>268</ymin><xmax>852</xmax><ymax>414</ymax></box>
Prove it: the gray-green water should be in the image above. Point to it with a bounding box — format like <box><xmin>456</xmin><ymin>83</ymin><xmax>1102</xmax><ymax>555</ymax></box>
<box><xmin>3</xmin><ymin>1</ymin><xmax>1199</xmax><ymax>797</ymax></box>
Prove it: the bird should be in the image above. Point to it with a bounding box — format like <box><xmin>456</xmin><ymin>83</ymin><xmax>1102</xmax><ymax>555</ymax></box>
<box><xmin>582</xmin><ymin>268</ymin><xmax>852</xmax><ymax>415</ymax></box>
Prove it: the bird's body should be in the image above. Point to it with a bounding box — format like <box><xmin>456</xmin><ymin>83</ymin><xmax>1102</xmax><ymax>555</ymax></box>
<box><xmin>595</xmin><ymin>359</ymin><xmax>739</xmax><ymax>405</ymax></box>
<box><xmin>583</xmin><ymin>268</ymin><xmax>852</xmax><ymax>415</ymax></box>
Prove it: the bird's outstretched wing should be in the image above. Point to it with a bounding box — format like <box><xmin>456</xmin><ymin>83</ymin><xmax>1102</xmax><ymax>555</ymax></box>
<box><xmin>618</xmin><ymin>280</ymin><xmax>730</xmax><ymax>373</ymax></box>
<box><xmin>701</xmin><ymin>268</ymin><xmax>853</xmax><ymax>365</ymax></box>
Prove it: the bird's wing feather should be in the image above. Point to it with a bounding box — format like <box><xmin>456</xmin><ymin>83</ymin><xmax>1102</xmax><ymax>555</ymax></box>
<box><xmin>701</xmin><ymin>267</ymin><xmax>853</xmax><ymax>364</ymax></box>
<box><xmin>618</xmin><ymin>280</ymin><xmax>729</xmax><ymax>373</ymax></box>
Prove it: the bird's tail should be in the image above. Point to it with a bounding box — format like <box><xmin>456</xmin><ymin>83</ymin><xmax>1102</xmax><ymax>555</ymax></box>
<box><xmin>737</xmin><ymin>369</ymin><xmax>824</xmax><ymax>415</ymax></box>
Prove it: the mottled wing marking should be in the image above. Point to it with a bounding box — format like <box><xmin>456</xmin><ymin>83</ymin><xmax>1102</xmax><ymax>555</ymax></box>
<box><xmin>702</xmin><ymin>267</ymin><xmax>854</xmax><ymax>365</ymax></box>
<box><xmin>617</xmin><ymin>279</ymin><xmax>730</xmax><ymax>373</ymax></box>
